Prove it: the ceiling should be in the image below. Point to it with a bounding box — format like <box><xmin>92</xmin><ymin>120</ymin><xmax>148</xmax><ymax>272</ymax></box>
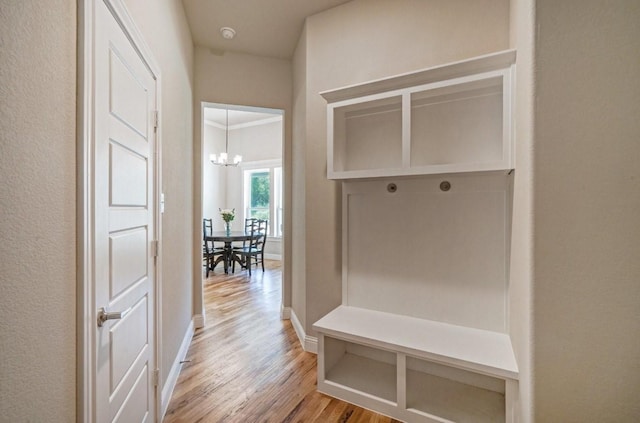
<box><xmin>182</xmin><ymin>0</ymin><xmax>353</xmax><ymax>59</ymax></box>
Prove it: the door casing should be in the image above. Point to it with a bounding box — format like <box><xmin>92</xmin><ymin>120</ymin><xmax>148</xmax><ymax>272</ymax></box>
<box><xmin>77</xmin><ymin>0</ymin><xmax>163</xmax><ymax>421</ymax></box>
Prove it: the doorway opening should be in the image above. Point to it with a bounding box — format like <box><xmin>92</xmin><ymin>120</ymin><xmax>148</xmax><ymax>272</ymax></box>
<box><xmin>200</xmin><ymin>101</ymin><xmax>285</xmax><ymax>312</ymax></box>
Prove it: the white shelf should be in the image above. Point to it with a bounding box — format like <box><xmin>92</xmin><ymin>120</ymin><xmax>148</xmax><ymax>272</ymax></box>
<box><xmin>406</xmin><ymin>369</ymin><xmax>505</xmax><ymax>423</ymax></box>
<box><xmin>313</xmin><ymin>305</ymin><xmax>518</xmax><ymax>380</ymax></box>
<box><xmin>326</xmin><ymin>353</ymin><xmax>397</xmax><ymax>404</ymax></box>
<box><xmin>322</xmin><ymin>50</ymin><xmax>516</xmax><ymax>180</ymax></box>
<box><xmin>334</xmin><ymin>95</ymin><xmax>403</xmax><ymax>172</ymax></box>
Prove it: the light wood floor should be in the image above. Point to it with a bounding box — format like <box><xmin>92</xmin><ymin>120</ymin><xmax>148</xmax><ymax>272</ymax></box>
<box><xmin>163</xmin><ymin>260</ymin><xmax>400</xmax><ymax>423</ymax></box>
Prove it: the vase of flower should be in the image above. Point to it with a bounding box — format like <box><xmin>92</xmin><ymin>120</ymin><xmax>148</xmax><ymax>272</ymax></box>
<box><xmin>220</xmin><ymin>208</ymin><xmax>235</xmax><ymax>236</ymax></box>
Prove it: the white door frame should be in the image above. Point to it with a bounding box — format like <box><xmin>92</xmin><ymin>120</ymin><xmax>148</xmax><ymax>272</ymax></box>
<box><xmin>198</xmin><ymin>102</ymin><xmax>289</xmax><ymax>325</ymax></box>
<box><xmin>77</xmin><ymin>0</ymin><xmax>163</xmax><ymax>421</ymax></box>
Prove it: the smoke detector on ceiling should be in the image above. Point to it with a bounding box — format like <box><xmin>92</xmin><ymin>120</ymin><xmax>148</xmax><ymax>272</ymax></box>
<box><xmin>220</xmin><ymin>27</ymin><xmax>236</xmax><ymax>40</ymax></box>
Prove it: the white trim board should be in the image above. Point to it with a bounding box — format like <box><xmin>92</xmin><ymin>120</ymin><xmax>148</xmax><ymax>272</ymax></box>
<box><xmin>193</xmin><ymin>313</ymin><xmax>205</xmax><ymax>329</ymax></box>
<box><xmin>204</xmin><ymin>116</ymin><xmax>282</xmax><ymax>131</ymax></box>
<box><xmin>239</xmin><ymin>158</ymin><xmax>282</xmax><ymax>170</ymax></box>
<box><xmin>281</xmin><ymin>305</ymin><xmax>291</xmax><ymax>320</ymax></box>
<box><xmin>290</xmin><ymin>309</ymin><xmax>318</xmax><ymax>354</ymax></box>
<box><xmin>320</xmin><ymin>49</ymin><xmax>516</xmax><ymax>103</ymax></box>
<box><xmin>160</xmin><ymin>319</ymin><xmax>194</xmax><ymax>420</ymax></box>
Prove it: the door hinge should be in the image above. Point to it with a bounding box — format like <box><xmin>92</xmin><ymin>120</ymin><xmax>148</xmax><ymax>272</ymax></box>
<box><xmin>151</xmin><ymin>240</ymin><xmax>159</xmax><ymax>258</ymax></box>
<box><xmin>153</xmin><ymin>369</ymin><xmax>159</xmax><ymax>387</ymax></box>
<box><xmin>153</xmin><ymin>110</ymin><xmax>159</xmax><ymax>132</ymax></box>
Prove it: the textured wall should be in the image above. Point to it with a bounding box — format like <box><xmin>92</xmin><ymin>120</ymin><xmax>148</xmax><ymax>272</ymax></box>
<box><xmin>122</xmin><ymin>0</ymin><xmax>195</xmax><ymax>390</ymax></box>
<box><xmin>0</xmin><ymin>1</ymin><xmax>77</xmax><ymax>421</ymax></box>
<box><xmin>533</xmin><ymin>0</ymin><xmax>640</xmax><ymax>420</ymax></box>
<box><xmin>299</xmin><ymin>0</ymin><xmax>511</xmax><ymax>336</ymax></box>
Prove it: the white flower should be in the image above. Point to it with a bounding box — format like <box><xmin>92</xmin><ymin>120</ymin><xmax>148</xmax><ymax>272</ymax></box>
<box><xmin>219</xmin><ymin>208</ymin><xmax>235</xmax><ymax>223</ymax></box>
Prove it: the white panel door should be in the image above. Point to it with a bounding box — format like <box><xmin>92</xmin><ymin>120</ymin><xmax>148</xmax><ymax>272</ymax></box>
<box><xmin>94</xmin><ymin>1</ymin><xmax>157</xmax><ymax>422</ymax></box>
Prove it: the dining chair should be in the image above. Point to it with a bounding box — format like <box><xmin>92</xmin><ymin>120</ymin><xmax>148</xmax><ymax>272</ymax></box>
<box><xmin>232</xmin><ymin>219</ymin><xmax>268</xmax><ymax>276</ymax></box>
<box><xmin>203</xmin><ymin>218</ymin><xmax>224</xmax><ymax>277</ymax></box>
<box><xmin>234</xmin><ymin>217</ymin><xmax>258</xmax><ymax>250</ymax></box>
<box><xmin>202</xmin><ymin>219</ymin><xmax>211</xmax><ymax>272</ymax></box>
<box><xmin>244</xmin><ymin>217</ymin><xmax>258</xmax><ymax>233</ymax></box>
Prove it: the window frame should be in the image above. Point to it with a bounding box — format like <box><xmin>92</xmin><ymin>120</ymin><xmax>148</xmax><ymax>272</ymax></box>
<box><xmin>241</xmin><ymin>159</ymin><xmax>283</xmax><ymax>238</ymax></box>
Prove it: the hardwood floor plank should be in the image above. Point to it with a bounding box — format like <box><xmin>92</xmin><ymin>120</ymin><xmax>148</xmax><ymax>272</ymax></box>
<box><xmin>163</xmin><ymin>261</ymin><xmax>398</xmax><ymax>422</ymax></box>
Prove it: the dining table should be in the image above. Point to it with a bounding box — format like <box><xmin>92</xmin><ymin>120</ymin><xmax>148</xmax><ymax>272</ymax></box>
<box><xmin>206</xmin><ymin>230</ymin><xmax>257</xmax><ymax>274</ymax></box>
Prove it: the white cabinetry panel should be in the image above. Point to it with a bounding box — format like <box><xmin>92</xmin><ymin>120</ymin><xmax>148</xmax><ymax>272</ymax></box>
<box><xmin>315</xmin><ymin>49</ymin><xmax>519</xmax><ymax>423</ymax></box>
<box><xmin>344</xmin><ymin>174</ymin><xmax>511</xmax><ymax>332</ymax></box>
<box><xmin>322</xmin><ymin>50</ymin><xmax>516</xmax><ymax>180</ymax></box>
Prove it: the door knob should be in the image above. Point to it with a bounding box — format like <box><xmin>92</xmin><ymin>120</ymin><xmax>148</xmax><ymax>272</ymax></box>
<box><xmin>97</xmin><ymin>306</ymin><xmax>131</xmax><ymax>327</ymax></box>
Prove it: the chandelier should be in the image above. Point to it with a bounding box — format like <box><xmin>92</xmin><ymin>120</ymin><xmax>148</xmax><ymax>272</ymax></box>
<box><xmin>210</xmin><ymin>109</ymin><xmax>242</xmax><ymax>166</ymax></box>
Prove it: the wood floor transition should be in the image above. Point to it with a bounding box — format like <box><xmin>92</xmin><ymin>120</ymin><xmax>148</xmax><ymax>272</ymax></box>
<box><xmin>163</xmin><ymin>260</ymin><xmax>399</xmax><ymax>423</ymax></box>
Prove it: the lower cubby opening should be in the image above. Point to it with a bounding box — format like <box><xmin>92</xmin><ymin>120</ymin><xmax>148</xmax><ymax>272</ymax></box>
<box><xmin>324</xmin><ymin>337</ymin><xmax>397</xmax><ymax>404</ymax></box>
<box><xmin>406</xmin><ymin>357</ymin><xmax>506</xmax><ymax>423</ymax></box>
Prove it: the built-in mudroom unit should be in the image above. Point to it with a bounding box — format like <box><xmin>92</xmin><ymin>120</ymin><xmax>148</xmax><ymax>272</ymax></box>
<box><xmin>313</xmin><ymin>50</ymin><xmax>519</xmax><ymax>423</ymax></box>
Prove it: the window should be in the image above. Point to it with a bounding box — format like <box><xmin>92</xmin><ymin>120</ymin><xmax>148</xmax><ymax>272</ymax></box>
<box><xmin>243</xmin><ymin>161</ymin><xmax>282</xmax><ymax>237</ymax></box>
<box><xmin>247</xmin><ymin>170</ymin><xmax>270</xmax><ymax>220</ymax></box>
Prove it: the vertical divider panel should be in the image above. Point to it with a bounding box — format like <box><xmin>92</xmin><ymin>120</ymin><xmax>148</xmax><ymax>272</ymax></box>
<box><xmin>342</xmin><ymin>183</ymin><xmax>349</xmax><ymax>305</ymax></box>
<box><xmin>505</xmin><ymin>379</ymin><xmax>518</xmax><ymax>423</ymax></box>
<box><xmin>397</xmin><ymin>353</ymin><xmax>407</xmax><ymax>410</ymax></box>
<box><xmin>502</xmin><ymin>68</ymin><xmax>513</xmax><ymax>168</ymax></box>
<box><xmin>402</xmin><ymin>93</ymin><xmax>411</xmax><ymax>168</ymax></box>
<box><xmin>317</xmin><ymin>335</ymin><xmax>326</xmax><ymax>385</ymax></box>
<box><xmin>327</xmin><ymin>104</ymin><xmax>335</xmax><ymax>176</ymax></box>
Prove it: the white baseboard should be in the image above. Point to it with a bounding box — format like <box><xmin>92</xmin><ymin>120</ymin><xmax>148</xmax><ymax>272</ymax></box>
<box><xmin>160</xmin><ymin>319</ymin><xmax>194</xmax><ymax>419</ymax></box>
<box><xmin>264</xmin><ymin>253</ymin><xmax>282</xmax><ymax>261</ymax></box>
<box><xmin>281</xmin><ymin>305</ymin><xmax>291</xmax><ymax>320</ymax></box>
<box><xmin>290</xmin><ymin>309</ymin><xmax>318</xmax><ymax>354</ymax></box>
<box><xmin>193</xmin><ymin>313</ymin><xmax>205</xmax><ymax>329</ymax></box>
<box><xmin>305</xmin><ymin>335</ymin><xmax>318</xmax><ymax>354</ymax></box>
<box><xmin>290</xmin><ymin>308</ymin><xmax>305</xmax><ymax>346</ymax></box>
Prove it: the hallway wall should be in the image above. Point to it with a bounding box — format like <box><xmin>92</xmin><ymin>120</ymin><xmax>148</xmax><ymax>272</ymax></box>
<box><xmin>0</xmin><ymin>1</ymin><xmax>194</xmax><ymax>420</ymax></box>
<box><xmin>0</xmin><ymin>1</ymin><xmax>77</xmax><ymax>421</ymax></box>
<box><xmin>532</xmin><ymin>0</ymin><xmax>640</xmax><ymax>420</ymax></box>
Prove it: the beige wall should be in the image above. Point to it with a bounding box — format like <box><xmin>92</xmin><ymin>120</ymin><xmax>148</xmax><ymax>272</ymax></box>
<box><xmin>0</xmin><ymin>1</ymin><xmax>77</xmax><ymax>421</ymax></box>
<box><xmin>203</xmin><ymin>124</ymin><xmax>227</xmax><ymax>221</ymax></box>
<box><xmin>533</xmin><ymin>0</ymin><xmax>640</xmax><ymax>420</ymax></box>
<box><xmin>193</xmin><ymin>48</ymin><xmax>293</xmax><ymax>316</ymax></box>
<box><xmin>296</xmin><ymin>0</ymin><xmax>511</xmax><ymax>335</ymax></box>
<box><xmin>117</xmin><ymin>0</ymin><xmax>196</xmax><ymax>394</ymax></box>
<box><xmin>1</xmin><ymin>0</ymin><xmax>193</xmax><ymax>419</ymax></box>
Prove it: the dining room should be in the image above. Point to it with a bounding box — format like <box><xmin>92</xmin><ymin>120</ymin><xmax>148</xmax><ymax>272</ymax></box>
<box><xmin>201</xmin><ymin>103</ymin><xmax>284</xmax><ymax>276</ymax></box>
